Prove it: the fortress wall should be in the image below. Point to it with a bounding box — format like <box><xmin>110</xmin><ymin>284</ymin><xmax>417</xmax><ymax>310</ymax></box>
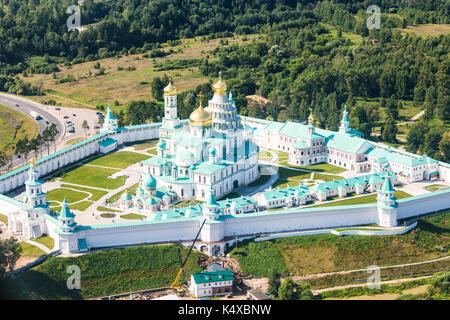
<box><xmin>223</xmin><ymin>205</ymin><xmax>378</xmax><ymax>236</ymax></box>
<box><xmin>397</xmin><ymin>189</ymin><xmax>450</xmax><ymax>220</ymax></box>
<box><xmin>75</xmin><ymin>219</ymin><xmax>201</xmax><ymax>250</ymax></box>
<box><xmin>0</xmin><ymin>123</ymin><xmax>165</xmax><ymax>195</ymax></box>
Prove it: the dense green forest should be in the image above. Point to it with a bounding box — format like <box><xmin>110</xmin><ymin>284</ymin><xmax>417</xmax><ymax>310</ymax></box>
<box><xmin>0</xmin><ymin>0</ymin><xmax>449</xmax><ymax>161</ymax></box>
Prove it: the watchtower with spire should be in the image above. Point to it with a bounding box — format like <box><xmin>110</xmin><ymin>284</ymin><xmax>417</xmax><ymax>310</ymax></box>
<box><xmin>339</xmin><ymin>105</ymin><xmax>352</xmax><ymax>134</ymax></box>
<box><xmin>376</xmin><ymin>174</ymin><xmax>398</xmax><ymax>227</ymax></box>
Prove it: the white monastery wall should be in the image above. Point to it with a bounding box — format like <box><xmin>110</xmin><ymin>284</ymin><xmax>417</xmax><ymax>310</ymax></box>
<box><xmin>396</xmin><ymin>190</ymin><xmax>450</xmax><ymax>220</ymax></box>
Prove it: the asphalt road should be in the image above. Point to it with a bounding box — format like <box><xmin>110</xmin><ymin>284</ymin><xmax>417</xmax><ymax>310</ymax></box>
<box><xmin>0</xmin><ymin>92</ymin><xmax>100</xmax><ymax>169</ymax></box>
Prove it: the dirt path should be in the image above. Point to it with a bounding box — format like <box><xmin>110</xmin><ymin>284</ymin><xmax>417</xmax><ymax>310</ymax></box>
<box><xmin>312</xmin><ymin>275</ymin><xmax>433</xmax><ymax>294</ymax></box>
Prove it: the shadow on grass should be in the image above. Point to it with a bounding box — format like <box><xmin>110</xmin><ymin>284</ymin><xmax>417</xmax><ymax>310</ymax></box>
<box><xmin>0</xmin><ymin>269</ymin><xmax>83</xmax><ymax>300</ymax></box>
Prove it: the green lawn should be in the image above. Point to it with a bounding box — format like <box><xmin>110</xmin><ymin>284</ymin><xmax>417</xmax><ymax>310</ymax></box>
<box><xmin>278</xmin><ymin>167</ymin><xmax>312</xmax><ymax>181</ymax></box>
<box><xmin>20</xmin><ymin>242</ymin><xmax>46</xmax><ymax>258</ymax></box>
<box><xmin>97</xmin><ymin>206</ymin><xmax>123</xmax><ymax>213</ymax></box>
<box><xmin>0</xmin><ymin>245</ymin><xmax>206</xmax><ymax>299</ymax></box>
<box><xmin>60</xmin><ymin>184</ymin><xmax>108</xmax><ymax>201</ymax></box>
<box><xmin>86</xmin><ymin>151</ymin><xmax>150</xmax><ymax>169</ymax></box>
<box><xmin>231</xmin><ymin>211</ymin><xmax>450</xmax><ymax>278</ymax></box>
<box><xmin>46</xmin><ymin>188</ymin><xmax>90</xmax><ymax>204</ymax></box>
<box><xmin>286</xmin><ymin>163</ymin><xmax>347</xmax><ymax>174</ymax></box>
<box><xmin>120</xmin><ymin>213</ymin><xmax>146</xmax><ymax>220</ymax></box>
<box><xmin>424</xmin><ymin>184</ymin><xmax>449</xmax><ymax>192</ymax></box>
<box><xmin>0</xmin><ymin>213</ymin><xmax>8</xmax><ymax>225</ymax></box>
<box><xmin>51</xmin><ymin>200</ymin><xmax>95</xmax><ymax>212</ymax></box>
<box><xmin>309</xmin><ymin>190</ymin><xmax>412</xmax><ymax>208</ymax></box>
<box><xmin>129</xmin><ymin>139</ymin><xmax>159</xmax><ymax>150</ymax></box>
<box><xmin>61</xmin><ymin>166</ymin><xmax>127</xmax><ymax>189</ymax></box>
<box><xmin>33</xmin><ymin>236</ymin><xmax>54</xmax><ymax>250</ymax></box>
<box><xmin>248</xmin><ymin>171</ymin><xmax>271</xmax><ymax>187</ymax></box>
<box><xmin>312</xmin><ymin>172</ymin><xmax>344</xmax><ymax>181</ymax></box>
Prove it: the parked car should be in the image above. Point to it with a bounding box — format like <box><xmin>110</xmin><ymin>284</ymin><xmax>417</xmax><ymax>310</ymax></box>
<box><xmin>15</xmin><ymin>103</ymin><xmax>20</xmax><ymax>107</ymax></box>
<box><xmin>68</xmin><ymin>127</ymin><xmax>75</xmax><ymax>133</ymax></box>
<box><xmin>63</xmin><ymin>115</ymin><xmax>69</xmax><ymax>119</ymax></box>
<box><xmin>45</xmin><ymin>120</ymin><xmax>50</xmax><ymax>124</ymax></box>
<box><xmin>73</xmin><ymin>114</ymin><xmax>77</xmax><ymax>116</ymax></box>
<box><xmin>55</xmin><ymin>107</ymin><xmax>61</xmax><ymax>110</ymax></box>
<box><xmin>67</xmin><ymin>123</ymin><xmax>73</xmax><ymax>127</ymax></box>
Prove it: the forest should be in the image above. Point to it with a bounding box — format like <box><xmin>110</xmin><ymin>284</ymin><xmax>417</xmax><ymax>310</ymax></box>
<box><xmin>0</xmin><ymin>0</ymin><xmax>449</xmax><ymax>161</ymax></box>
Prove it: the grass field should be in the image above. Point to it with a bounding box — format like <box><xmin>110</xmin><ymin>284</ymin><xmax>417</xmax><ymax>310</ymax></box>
<box><xmin>129</xmin><ymin>139</ymin><xmax>159</xmax><ymax>150</ymax></box>
<box><xmin>20</xmin><ymin>242</ymin><xmax>46</xmax><ymax>258</ymax></box>
<box><xmin>108</xmin><ymin>182</ymin><xmax>140</xmax><ymax>203</ymax></box>
<box><xmin>0</xmin><ymin>104</ymin><xmax>40</xmax><ymax>157</ymax></box>
<box><xmin>120</xmin><ymin>213</ymin><xmax>146</xmax><ymax>220</ymax></box>
<box><xmin>50</xmin><ymin>200</ymin><xmax>95</xmax><ymax>212</ymax></box>
<box><xmin>33</xmin><ymin>236</ymin><xmax>54</xmax><ymax>250</ymax></box>
<box><xmin>46</xmin><ymin>188</ymin><xmax>90</xmax><ymax>204</ymax></box>
<box><xmin>401</xmin><ymin>24</ymin><xmax>450</xmax><ymax>36</ymax></box>
<box><xmin>19</xmin><ymin>35</ymin><xmax>254</xmax><ymax>108</ymax></box>
<box><xmin>282</xmin><ymin>163</ymin><xmax>347</xmax><ymax>174</ymax></box>
<box><xmin>60</xmin><ymin>166</ymin><xmax>127</xmax><ymax>189</ymax></box>
<box><xmin>309</xmin><ymin>190</ymin><xmax>412</xmax><ymax>208</ymax></box>
<box><xmin>0</xmin><ymin>245</ymin><xmax>205</xmax><ymax>299</ymax></box>
<box><xmin>85</xmin><ymin>151</ymin><xmax>149</xmax><ymax>169</ymax></box>
<box><xmin>424</xmin><ymin>184</ymin><xmax>449</xmax><ymax>192</ymax></box>
<box><xmin>59</xmin><ymin>184</ymin><xmax>107</xmax><ymax>201</ymax></box>
<box><xmin>230</xmin><ymin>211</ymin><xmax>449</xmax><ymax>279</ymax></box>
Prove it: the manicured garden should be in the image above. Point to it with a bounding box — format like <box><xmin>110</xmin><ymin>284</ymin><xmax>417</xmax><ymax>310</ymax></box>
<box><xmin>309</xmin><ymin>190</ymin><xmax>412</xmax><ymax>208</ymax></box>
<box><xmin>60</xmin><ymin>185</ymin><xmax>108</xmax><ymax>201</ymax></box>
<box><xmin>100</xmin><ymin>213</ymin><xmax>116</xmax><ymax>218</ymax></box>
<box><xmin>230</xmin><ymin>211</ymin><xmax>449</xmax><ymax>279</ymax></box>
<box><xmin>46</xmin><ymin>188</ymin><xmax>89</xmax><ymax>204</ymax></box>
<box><xmin>86</xmin><ymin>151</ymin><xmax>149</xmax><ymax>169</ymax></box>
<box><xmin>129</xmin><ymin>139</ymin><xmax>159</xmax><ymax>151</ymax></box>
<box><xmin>60</xmin><ymin>166</ymin><xmax>127</xmax><ymax>189</ymax></box>
<box><xmin>120</xmin><ymin>213</ymin><xmax>146</xmax><ymax>220</ymax></box>
<box><xmin>0</xmin><ymin>245</ymin><xmax>205</xmax><ymax>299</ymax></box>
<box><xmin>424</xmin><ymin>184</ymin><xmax>449</xmax><ymax>192</ymax></box>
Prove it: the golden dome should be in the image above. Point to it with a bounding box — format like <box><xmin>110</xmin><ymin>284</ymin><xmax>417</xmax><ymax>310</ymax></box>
<box><xmin>164</xmin><ymin>79</ymin><xmax>177</xmax><ymax>95</ymax></box>
<box><xmin>308</xmin><ymin>107</ymin><xmax>314</xmax><ymax>125</ymax></box>
<box><xmin>212</xmin><ymin>71</ymin><xmax>227</xmax><ymax>95</ymax></box>
<box><xmin>189</xmin><ymin>92</ymin><xmax>212</xmax><ymax>127</ymax></box>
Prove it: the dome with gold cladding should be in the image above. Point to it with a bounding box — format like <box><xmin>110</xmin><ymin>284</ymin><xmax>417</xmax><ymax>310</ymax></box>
<box><xmin>164</xmin><ymin>80</ymin><xmax>177</xmax><ymax>95</ymax></box>
<box><xmin>212</xmin><ymin>71</ymin><xmax>227</xmax><ymax>95</ymax></box>
<box><xmin>189</xmin><ymin>92</ymin><xmax>212</xmax><ymax>127</ymax></box>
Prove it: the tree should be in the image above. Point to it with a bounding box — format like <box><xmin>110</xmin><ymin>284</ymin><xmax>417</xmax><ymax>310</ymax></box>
<box><xmin>439</xmin><ymin>131</ymin><xmax>450</xmax><ymax>163</ymax></box>
<box><xmin>278</xmin><ymin>277</ymin><xmax>298</xmax><ymax>300</ymax></box>
<box><xmin>268</xmin><ymin>271</ymin><xmax>281</xmax><ymax>298</ymax></box>
<box><xmin>427</xmin><ymin>270</ymin><xmax>450</xmax><ymax>297</ymax></box>
<box><xmin>82</xmin><ymin>120</ymin><xmax>89</xmax><ymax>137</ymax></box>
<box><xmin>382</xmin><ymin>116</ymin><xmax>398</xmax><ymax>143</ymax></box>
<box><xmin>49</xmin><ymin>124</ymin><xmax>59</xmax><ymax>153</ymax></box>
<box><xmin>423</xmin><ymin>127</ymin><xmax>444</xmax><ymax>159</ymax></box>
<box><xmin>406</xmin><ymin>120</ymin><xmax>428</xmax><ymax>153</ymax></box>
<box><xmin>151</xmin><ymin>76</ymin><xmax>168</xmax><ymax>101</ymax></box>
<box><xmin>0</xmin><ymin>237</ymin><xmax>23</xmax><ymax>278</ymax></box>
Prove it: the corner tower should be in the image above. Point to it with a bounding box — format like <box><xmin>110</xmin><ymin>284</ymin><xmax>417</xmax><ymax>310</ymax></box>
<box><xmin>376</xmin><ymin>174</ymin><xmax>398</xmax><ymax>227</ymax></box>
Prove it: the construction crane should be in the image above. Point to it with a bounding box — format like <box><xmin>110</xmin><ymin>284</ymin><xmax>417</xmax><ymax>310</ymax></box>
<box><xmin>171</xmin><ymin>219</ymin><xmax>207</xmax><ymax>296</ymax></box>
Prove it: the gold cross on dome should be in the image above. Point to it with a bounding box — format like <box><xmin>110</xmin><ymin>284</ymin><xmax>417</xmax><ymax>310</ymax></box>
<box><xmin>198</xmin><ymin>91</ymin><xmax>204</xmax><ymax>107</ymax></box>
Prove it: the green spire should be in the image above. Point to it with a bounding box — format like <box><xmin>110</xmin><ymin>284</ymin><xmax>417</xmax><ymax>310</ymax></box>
<box><xmin>205</xmin><ymin>186</ymin><xmax>218</xmax><ymax>208</ymax></box>
<box><xmin>59</xmin><ymin>198</ymin><xmax>75</xmax><ymax>220</ymax></box>
<box><xmin>380</xmin><ymin>174</ymin><xmax>395</xmax><ymax>194</ymax></box>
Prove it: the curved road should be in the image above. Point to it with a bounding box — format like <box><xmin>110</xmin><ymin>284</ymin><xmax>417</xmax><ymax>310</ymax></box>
<box><xmin>0</xmin><ymin>92</ymin><xmax>63</xmax><ymax>141</ymax></box>
<box><xmin>0</xmin><ymin>92</ymin><xmax>99</xmax><ymax>170</ymax></box>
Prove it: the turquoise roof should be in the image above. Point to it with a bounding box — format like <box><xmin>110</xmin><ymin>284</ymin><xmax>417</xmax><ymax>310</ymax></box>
<box><xmin>59</xmin><ymin>200</ymin><xmax>75</xmax><ymax>220</ymax></box>
<box><xmin>311</xmin><ymin>172</ymin><xmax>397</xmax><ymax>193</ymax></box>
<box><xmin>206</xmin><ymin>188</ymin><xmax>219</xmax><ymax>207</ymax></box>
<box><xmin>99</xmin><ymin>137</ymin><xmax>117</xmax><ymax>148</ymax></box>
<box><xmin>25</xmin><ymin>179</ymin><xmax>44</xmax><ymax>186</ymax></box>
<box><xmin>191</xmin><ymin>162</ymin><xmax>230</xmax><ymax>175</ymax></box>
<box><xmin>341</xmin><ymin>108</ymin><xmax>349</xmax><ymax>123</ymax></box>
<box><xmin>380</xmin><ymin>175</ymin><xmax>395</xmax><ymax>193</ymax></box>
<box><xmin>143</xmin><ymin>174</ymin><xmax>157</xmax><ymax>188</ymax></box>
<box><xmin>192</xmin><ymin>270</ymin><xmax>234</xmax><ymax>284</ymax></box>
<box><xmin>262</xmin><ymin>185</ymin><xmax>310</xmax><ymax>201</ymax></box>
<box><xmin>366</xmin><ymin>147</ymin><xmax>435</xmax><ymax>167</ymax></box>
<box><xmin>106</xmin><ymin>105</ymin><xmax>117</xmax><ymax>120</ymax></box>
<box><xmin>120</xmin><ymin>193</ymin><xmax>132</xmax><ymax>201</ymax></box>
<box><xmin>293</xmin><ymin>140</ymin><xmax>309</xmax><ymax>149</ymax></box>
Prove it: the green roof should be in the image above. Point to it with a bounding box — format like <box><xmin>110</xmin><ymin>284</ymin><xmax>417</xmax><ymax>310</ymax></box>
<box><xmin>380</xmin><ymin>175</ymin><xmax>395</xmax><ymax>193</ymax></box>
<box><xmin>192</xmin><ymin>270</ymin><xmax>234</xmax><ymax>284</ymax></box>
<box><xmin>99</xmin><ymin>137</ymin><xmax>117</xmax><ymax>148</ymax></box>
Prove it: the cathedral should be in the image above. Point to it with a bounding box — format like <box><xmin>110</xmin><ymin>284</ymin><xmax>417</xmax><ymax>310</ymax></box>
<box><xmin>138</xmin><ymin>74</ymin><xmax>260</xmax><ymax>203</ymax></box>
